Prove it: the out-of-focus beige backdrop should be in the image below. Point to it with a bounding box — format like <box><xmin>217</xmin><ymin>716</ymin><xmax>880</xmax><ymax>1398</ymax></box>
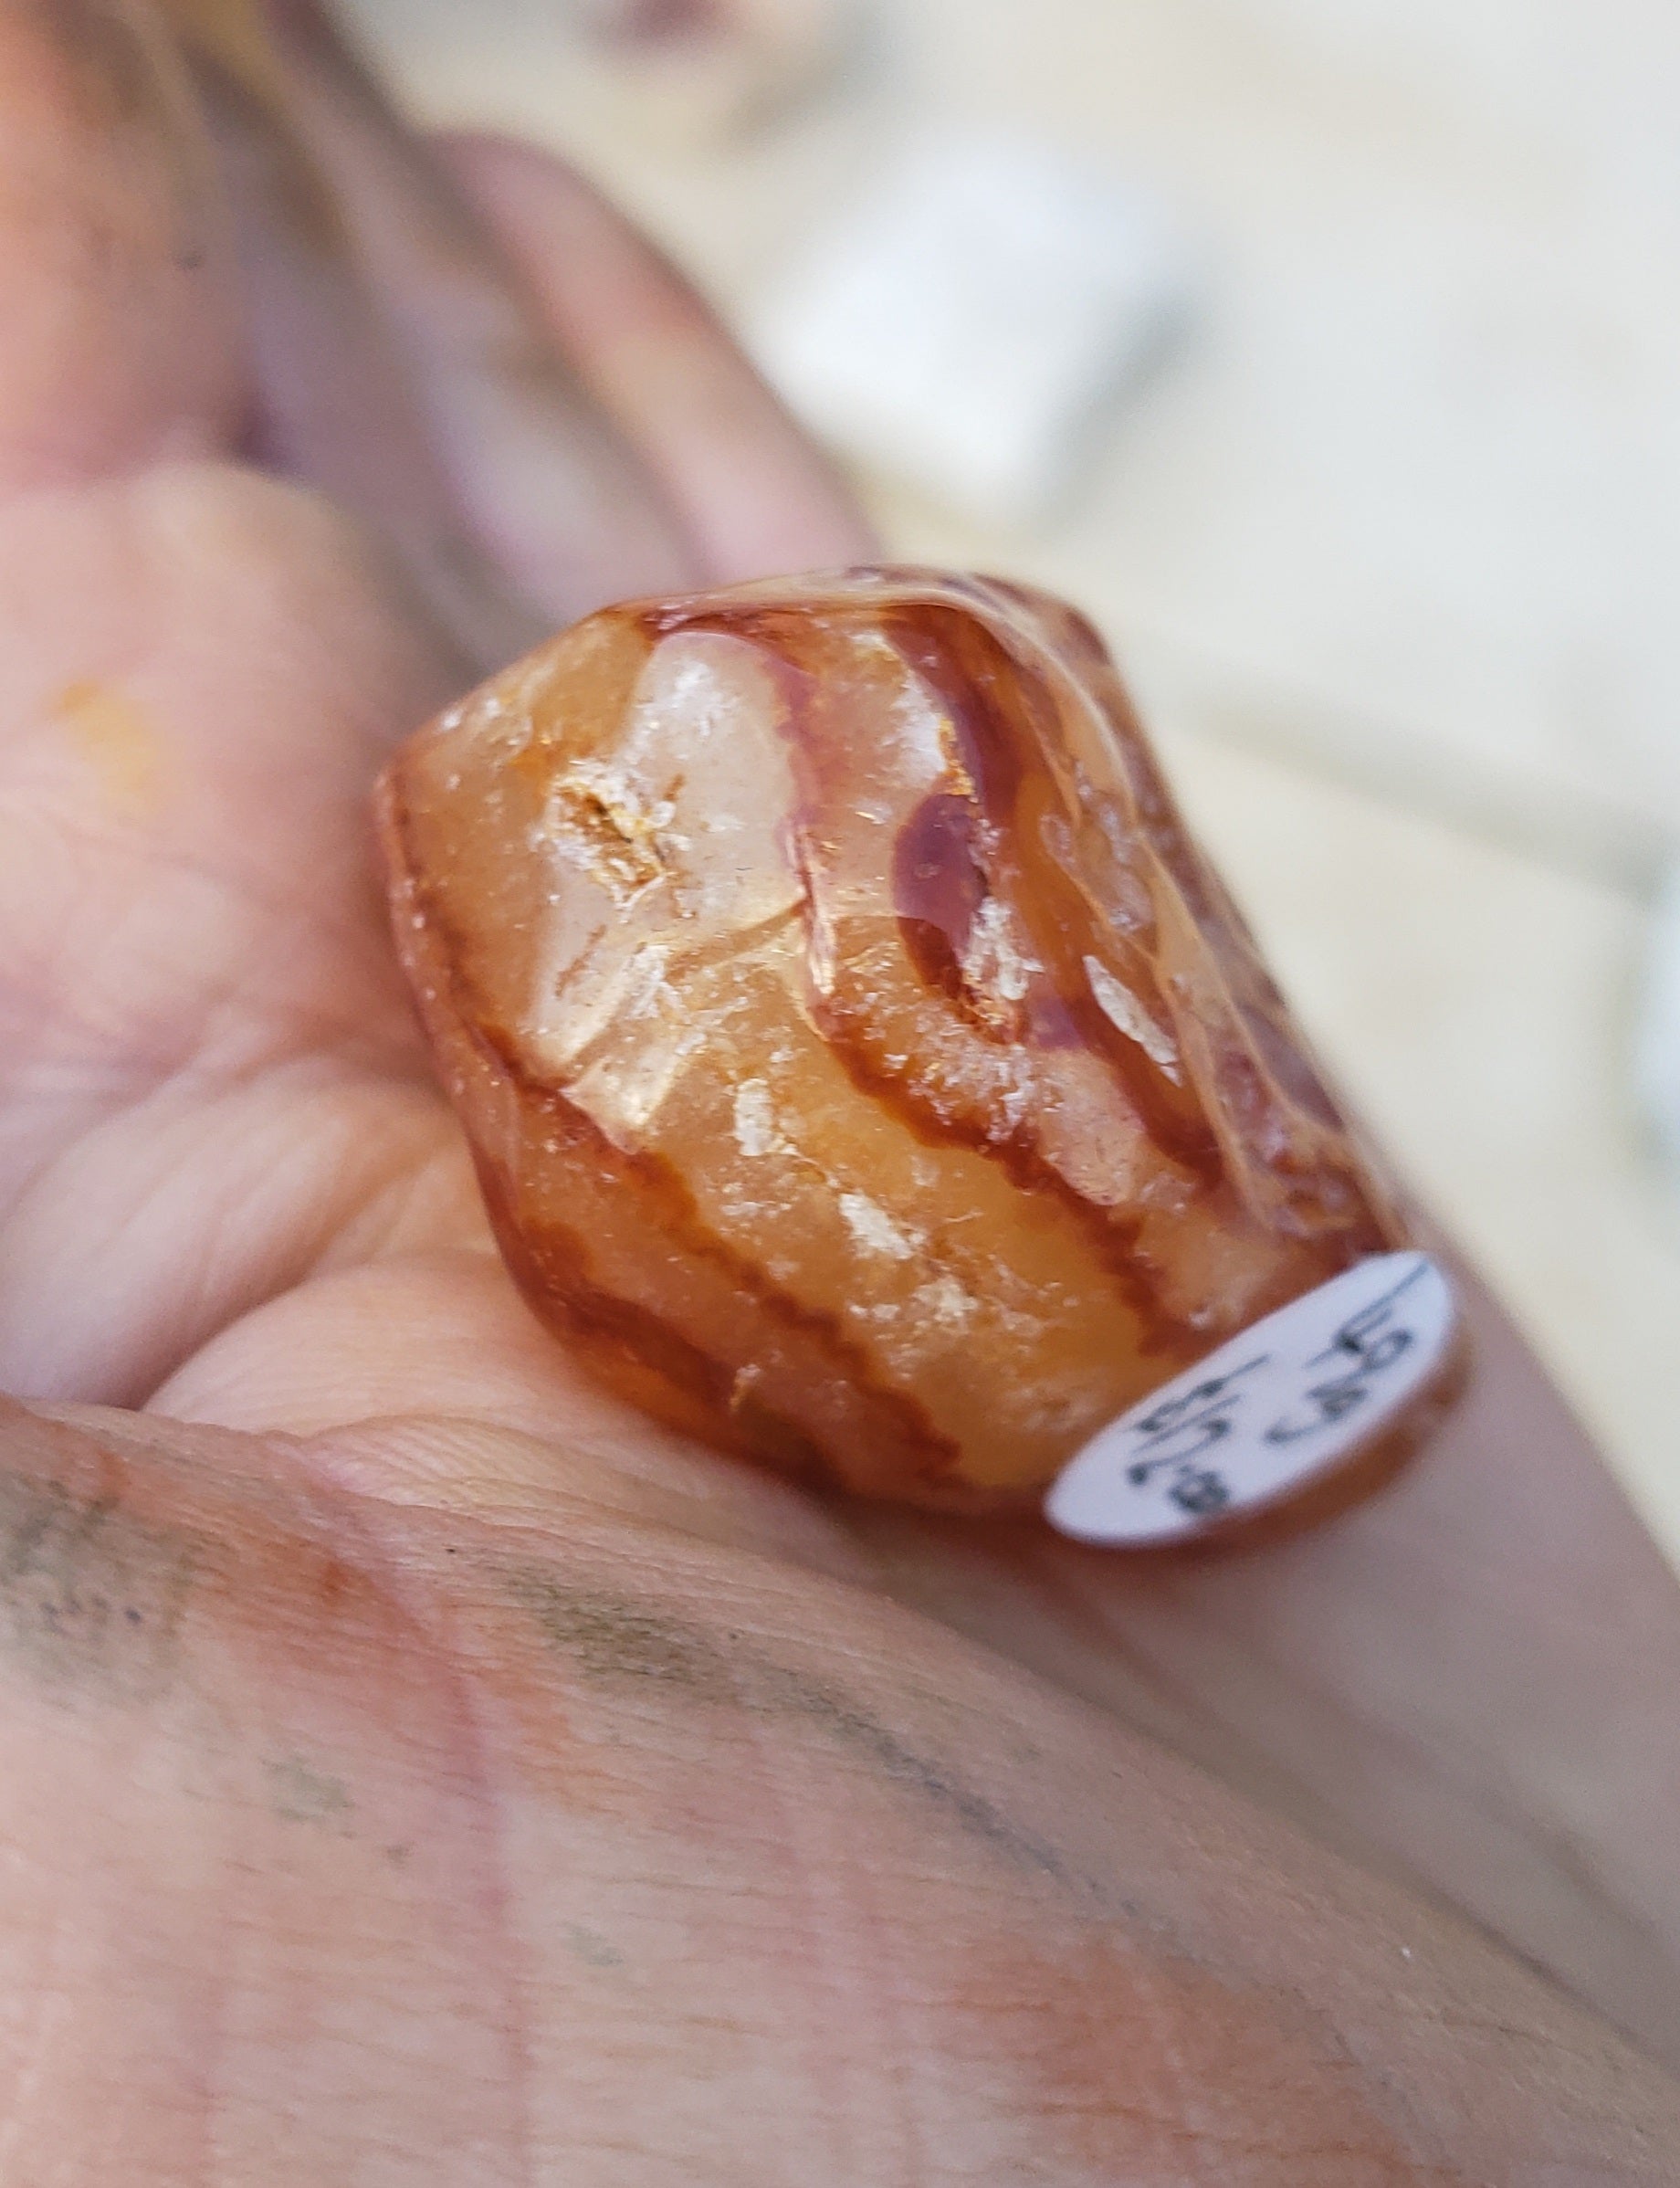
<box><xmin>349</xmin><ymin>0</ymin><xmax>1680</xmax><ymax>1550</ymax></box>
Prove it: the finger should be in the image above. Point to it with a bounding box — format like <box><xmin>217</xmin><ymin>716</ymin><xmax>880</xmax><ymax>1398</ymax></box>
<box><xmin>161</xmin><ymin>1</ymin><xmax>543</xmax><ymax>668</ymax></box>
<box><xmin>0</xmin><ymin>0</ymin><xmax>247</xmax><ymax>494</ymax></box>
<box><xmin>0</xmin><ymin>455</ymin><xmax>475</xmax><ymax>1407</ymax></box>
<box><xmin>854</xmin><ymin>1268</ymin><xmax>1680</xmax><ymax>2070</ymax></box>
<box><xmin>216</xmin><ymin>0</ymin><xmax>702</xmax><ymax>625</ymax></box>
<box><xmin>5</xmin><ymin>1394</ymin><xmax>1676</xmax><ymax>2182</ymax></box>
<box><xmin>146</xmin><ymin>1247</ymin><xmax>878</xmax><ymax>1586</ymax></box>
<box><xmin>442</xmin><ymin>128</ymin><xmax>878</xmax><ymax>582</ymax></box>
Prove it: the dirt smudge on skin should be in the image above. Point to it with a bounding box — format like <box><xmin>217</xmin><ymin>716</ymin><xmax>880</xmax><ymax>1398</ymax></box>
<box><xmin>515</xmin><ymin>1573</ymin><xmax>1095</xmax><ymax>1896</ymax></box>
<box><xmin>265</xmin><ymin>1751</ymin><xmax>355</xmax><ymax>1832</ymax></box>
<box><xmin>561</xmin><ymin>1921</ymin><xmax>625</xmax><ymax>1971</ymax></box>
<box><xmin>506</xmin><ymin>1568</ymin><xmax>1483</xmax><ymax>2180</ymax></box>
<box><xmin>0</xmin><ymin>1467</ymin><xmax>197</xmax><ymax>1704</ymax></box>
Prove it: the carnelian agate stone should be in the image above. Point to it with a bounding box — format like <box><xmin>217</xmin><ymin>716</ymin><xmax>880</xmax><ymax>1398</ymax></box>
<box><xmin>379</xmin><ymin>569</ymin><xmax>1406</xmax><ymax>1514</ymax></box>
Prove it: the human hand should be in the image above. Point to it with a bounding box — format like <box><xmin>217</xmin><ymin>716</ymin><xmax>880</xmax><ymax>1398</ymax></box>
<box><xmin>2</xmin><ymin>4</ymin><xmax>1677</xmax><ymax>2177</ymax></box>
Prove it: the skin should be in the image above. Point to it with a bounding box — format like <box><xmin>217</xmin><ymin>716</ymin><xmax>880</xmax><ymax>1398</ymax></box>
<box><xmin>0</xmin><ymin>2</ymin><xmax>1677</xmax><ymax>2177</ymax></box>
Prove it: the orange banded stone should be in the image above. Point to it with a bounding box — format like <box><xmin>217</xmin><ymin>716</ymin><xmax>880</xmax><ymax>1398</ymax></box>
<box><xmin>378</xmin><ymin>568</ymin><xmax>1431</xmax><ymax>1519</ymax></box>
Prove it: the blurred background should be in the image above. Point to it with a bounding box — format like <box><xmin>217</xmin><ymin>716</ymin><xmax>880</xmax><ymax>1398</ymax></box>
<box><xmin>347</xmin><ymin>0</ymin><xmax>1680</xmax><ymax>1550</ymax></box>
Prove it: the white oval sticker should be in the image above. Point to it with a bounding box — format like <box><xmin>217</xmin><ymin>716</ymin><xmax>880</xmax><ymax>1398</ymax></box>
<box><xmin>1045</xmin><ymin>1252</ymin><xmax>1456</xmax><ymax>1546</ymax></box>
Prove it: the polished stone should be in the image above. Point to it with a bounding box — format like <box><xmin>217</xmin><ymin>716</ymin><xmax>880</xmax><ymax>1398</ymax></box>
<box><xmin>380</xmin><ymin>570</ymin><xmax>1440</xmax><ymax>1519</ymax></box>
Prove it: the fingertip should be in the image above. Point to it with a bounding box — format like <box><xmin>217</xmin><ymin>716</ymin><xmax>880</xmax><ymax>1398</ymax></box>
<box><xmin>439</xmin><ymin>129</ymin><xmax>877</xmax><ymax>584</ymax></box>
<box><xmin>205</xmin><ymin>10</ymin><xmax>698</xmax><ymax>638</ymax></box>
<box><xmin>0</xmin><ymin>0</ymin><xmax>248</xmax><ymax>492</ymax></box>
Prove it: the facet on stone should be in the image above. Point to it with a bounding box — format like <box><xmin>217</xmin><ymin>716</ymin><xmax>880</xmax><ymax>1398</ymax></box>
<box><xmin>378</xmin><ymin>567</ymin><xmax>1441</xmax><ymax>1520</ymax></box>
